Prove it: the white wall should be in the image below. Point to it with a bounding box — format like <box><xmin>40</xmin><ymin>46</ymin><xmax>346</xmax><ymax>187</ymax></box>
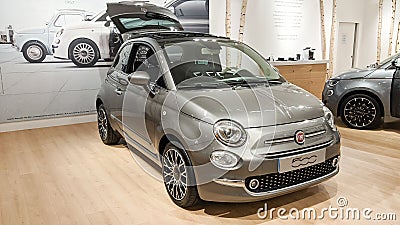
<box><xmin>0</xmin><ymin>0</ymin><xmax>165</xmax><ymax>30</ymax></box>
<box><xmin>210</xmin><ymin>0</ymin><xmax>400</xmax><ymax>76</ymax></box>
<box><xmin>210</xmin><ymin>0</ymin><xmax>322</xmax><ymax>60</ymax></box>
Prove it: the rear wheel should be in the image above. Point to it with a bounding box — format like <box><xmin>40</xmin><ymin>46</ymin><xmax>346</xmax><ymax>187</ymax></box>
<box><xmin>22</xmin><ymin>42</ymin><xmax>46</xmax><ymax>63</ymax></box>
<box><xmin>70</xmin><ymin>39</ymin><xmax>99</xmax><ymax>67</ymax></box>
<box><xmin>97</xmin><ymin>104</ymin><xmax>120</xmax><ymax>145</ymax></box>
<box><xmin>162</xmin><ymin>143</ymin><xmax>200</xmax><ymax>208</ymax></box>
<box><xmin>340</xmin><ymin>94</ymin><xmax>382</xmax><ymax>129</ymax></box>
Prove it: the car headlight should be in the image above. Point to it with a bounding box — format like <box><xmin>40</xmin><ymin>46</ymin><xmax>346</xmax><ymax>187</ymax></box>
<box><xmin>323</xmin><ymin>106</ymin><xmax>337</xmax><ymax>131</ymax></box>
<box><xmin>56</xmin><ymin>28</ymin><xmax>64</xmax><ymax>37</ymax></box>
<box><xmin>327</xmin><ymin>79</ymin><xmax>340</xmax><ymax>87</ymax></box>
<box><xmin>213</xmin><ymin>120</ymin><xmax>247</xmax><ymax>147</ymax></box>
<box><xmin>210</xmin><ymin>151</ymin><xmax>239</xmax><ymax>169</ymax></box>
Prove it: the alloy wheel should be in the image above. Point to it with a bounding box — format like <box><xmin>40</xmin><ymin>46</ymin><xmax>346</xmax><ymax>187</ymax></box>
<box><xmin>343</xmin><ymin>97</ymin><xmax>377</xmax><ymax>128</ymax></box>
<box><xmin>163</xmin><ymin>148</ymin><xmax>188</xmax><ymax>201</ymax></box>
<box><xmin>97</xmin><ymin>108</ymin><xmax>108</xmax><ymax>141</ymax></box>
<box><xmin>73</xmin><ymin>43</ymin><xmax>95</xmax><ymax>65</ymax></box>
<box><xmin>27</xmin><ymin>45</ymin><xmax>43</xmax><ymax>61</ymax></box>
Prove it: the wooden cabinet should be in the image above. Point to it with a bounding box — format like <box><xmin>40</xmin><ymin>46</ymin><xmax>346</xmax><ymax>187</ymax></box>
<box><xmin>271</xmin><ymin>61</ymin><xmax>328</xmax><ymax>99</ymax></box>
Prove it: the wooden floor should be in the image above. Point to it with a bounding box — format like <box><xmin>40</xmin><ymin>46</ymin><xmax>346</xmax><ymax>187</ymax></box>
<box><xmin>0</xmin><ymin>121</ymin><xmax>399</xmax><ymax>225</ymax></box>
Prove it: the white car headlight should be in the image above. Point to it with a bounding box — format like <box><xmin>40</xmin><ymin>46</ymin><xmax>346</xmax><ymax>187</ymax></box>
<box><xmin>323</xmin><ymin>106</ymin><xmax>337</xmax><ymax>131</ymax></box>
<box><xmin>210</xmin><ymin>151</ymin><xmax>239</xmax><ymax>169</ymax></box>
<box><xmin>213</xmin><ymin>120</ymin><xmax>247</xmax><ymax>147</ymax></box>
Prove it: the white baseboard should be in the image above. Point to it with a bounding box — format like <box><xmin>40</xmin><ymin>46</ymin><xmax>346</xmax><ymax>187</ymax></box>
<box><xmin>0</xmin><ymin>114</ymin><xmax>97</xmax><ymax>133</ymax></box>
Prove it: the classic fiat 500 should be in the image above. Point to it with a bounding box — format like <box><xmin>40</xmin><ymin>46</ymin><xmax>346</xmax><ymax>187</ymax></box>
<box><xmin>96</xmin><ymin>2</ymin><xmax>341</xmax><ymax>208</ymax></box>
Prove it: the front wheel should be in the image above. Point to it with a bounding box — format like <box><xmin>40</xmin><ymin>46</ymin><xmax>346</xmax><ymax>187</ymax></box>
<box><xmin>162</xmin><ymin>143</ymin><xmax>200</xmax><ymax>208</ymax></box>
<box><xmin>22</xmin><ymin>42</ymin><xmax>46</xmax><ymax>63</ymax></box>
<box><xmin>70</xmin><ymin>39</ymin><xmax>99</xmax><ymax>67</ymax></box>
<box><xmin>340</xmin><ymin>94</ymin><xmax>382</xmax><ymax>129</ymax></box>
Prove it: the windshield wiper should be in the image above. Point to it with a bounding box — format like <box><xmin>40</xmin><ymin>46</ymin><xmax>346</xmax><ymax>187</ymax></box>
<box><xmin>178</xmin><ymin>82</ymin><xmax>228</xmax><ymax>89</ymax></box>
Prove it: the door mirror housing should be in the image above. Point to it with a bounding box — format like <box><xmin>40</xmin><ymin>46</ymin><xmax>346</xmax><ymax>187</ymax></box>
<box><xmin>129</xmin><ymin>71</ymin><xmax>150</xmax><ymax>85</ymax></box>
<box><xmin>392</xmin><ymin>58</ymin><xmax>400</xmax><ymax>69</ymax></box>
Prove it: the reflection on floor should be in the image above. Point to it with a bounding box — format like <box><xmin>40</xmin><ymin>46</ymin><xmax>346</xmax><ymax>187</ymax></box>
<box><xmin>0</xmin><ymin>121</ymin><xmax>399</xmax><ymax>224</ymax></box>
<box><xmin>0</xmin><ymin>44</ymin><xmax>111</xmax><ymax>123</ymax></box>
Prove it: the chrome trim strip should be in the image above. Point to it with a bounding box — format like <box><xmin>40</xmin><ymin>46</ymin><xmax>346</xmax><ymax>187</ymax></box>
<box><xmin>306</xmin><ymin>130</ymin><xmax>326</xmax><ymax>138</ymax></box>
<box><xmin>260</xmin><ymin>140</ymin><xmax>333</xmax><ymax>158</ymax></box>
<box><xmin>244</xmin><ymin>166</ymin><xmax>339</xmax><ymax>197</ymax></box>
<box><xmin>213</xmin><ymin>178</ymin><xmax>245</xmax><ymax>188</ymax></box>
<box><xmin>264</xmin><ymin>137</ymin><xmax>293</xmax><ymax>145</ymax></box>
<box><xmin>264</xmin><ymin>130</ymin><xmax>326</xmax><ymax>145</ymax></box>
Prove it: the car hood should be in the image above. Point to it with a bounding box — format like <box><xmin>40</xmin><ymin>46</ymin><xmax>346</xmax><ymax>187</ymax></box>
<box><xmin>335</xmin><ymin>68</ymin><xmax>375</xmax><ymax>80</ymax></box>
<box><xmin>15</xmin><ymin>26</ymin><xmax>46</xmax><ymax>34</ymax></box>
<box><xmin>176</xmin><ymin>83</ymin><xmax>324</xmax><ymax>128</ymax></box>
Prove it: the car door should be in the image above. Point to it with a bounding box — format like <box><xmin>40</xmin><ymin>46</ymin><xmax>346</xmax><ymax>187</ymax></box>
<box><xmin>104</xmin><ymin>42</ymin><xmax>134</xmax><ymax>130</ymax></box>
<box><xmin>122</xmin><ymin>43</ymin><xmax>160</xmax><ymax>152</ymax></box>
<box><xmin>170</xmin><ymin>0</ymin><xmax>209</xmax><ymax>33</ymax></box>
<box><xmin>49</xmin><ymin>13</ymin><xmax>86</xmax><ymax>49</ymax></box>
<box><xmin>391</xmin><ymin>64</ymin><xmax>400</xmax><ymax>117</ymax></box>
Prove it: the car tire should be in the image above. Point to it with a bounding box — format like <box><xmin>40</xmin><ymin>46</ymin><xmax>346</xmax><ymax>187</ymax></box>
<box><xmin>69</xmin><ymin>39</ymin><xmax>99</xmax><ymax>67</ymax></box>
<box><xmin>340</xmin><ymin>94</ymin><xmax>382</xmax><ymax>129</ymax></box>
<box><xmin>97</xmin><ymin>104</ymin><xmax>120</xmax><ymax>145</ymax></box>
<box><xmin>22</xmin><ymin>41</ymin><xmax>46</xmax><ymax>63</ymax></box>
<box><xmin>162</xmin><ymin>142</ymin><xmax>200</xmax><ymax>208</ymax></box>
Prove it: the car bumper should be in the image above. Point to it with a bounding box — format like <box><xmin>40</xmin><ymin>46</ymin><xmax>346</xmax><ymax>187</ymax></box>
<box><xmin>194</xmin><ymin>137</ymin><xmax>341</xmax><ymax>202</ymax></box>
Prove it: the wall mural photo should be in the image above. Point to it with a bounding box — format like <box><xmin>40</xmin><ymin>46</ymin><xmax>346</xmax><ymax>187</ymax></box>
<box><xmin>0</xmin><ymin>0</ymin><xmax>209</xmax><ymax>124</ymax></box>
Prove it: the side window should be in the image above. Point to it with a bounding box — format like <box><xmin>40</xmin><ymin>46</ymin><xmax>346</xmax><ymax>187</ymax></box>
<box><xmin>130</xmin><ymin>44</ymin><xmax>165</xmax><ymax>87</ymax></box>
<box><xmin>54</xmin><ymin>14</ymin><xmax>84</xmax><ymax>27</ymax></box>
<box><xmin>113</xmin><ymin>43</ymin><xmax>133</xmax><ymax>73</ymax></box>
<box><xmin>175</xmin><ymin>0</ymin><xmax>208</xmax><ymax>18</ymax></box>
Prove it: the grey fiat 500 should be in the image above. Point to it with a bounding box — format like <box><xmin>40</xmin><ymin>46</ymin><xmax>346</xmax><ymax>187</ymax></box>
<box><xmin>96</xmin><ymin>2</ymin><xmax>341</xmax><ymax>208</ymax></box>
<box><xmin>323</xmin><ymin>53</ymin><xmax>400</xmax><ymax>129</ymax></box>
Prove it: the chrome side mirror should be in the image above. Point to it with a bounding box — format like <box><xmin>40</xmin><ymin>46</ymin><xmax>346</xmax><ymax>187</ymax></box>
<box><xmin>129</xmin><ymin>71</ymin><xmax>150</xmax><ymax>85</ymax></box>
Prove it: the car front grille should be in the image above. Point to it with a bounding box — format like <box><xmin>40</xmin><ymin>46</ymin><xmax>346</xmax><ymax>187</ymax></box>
<box><xmin>245</xmin><ymin>157</ymin><xmax>338</xmax><ymax>193</ymax></box>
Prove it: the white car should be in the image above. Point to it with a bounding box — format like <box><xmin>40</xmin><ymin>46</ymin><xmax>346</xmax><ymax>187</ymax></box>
<box><xmin>52</xmin><ymin>11</ymin><xmax>120</xmax><ymax>67</ymax></box>
<box><xmin>13</xmin><ymin>9</ymin><xmax>94</xmax><ymax>63</ymax></box>
<box><xmin>53</xmin><ymin>0</ymin><xmax>209</xmax><ymax>67</ymax></box>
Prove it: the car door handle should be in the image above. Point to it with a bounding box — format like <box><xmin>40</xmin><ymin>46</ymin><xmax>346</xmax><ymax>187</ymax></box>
<box><xmin>114</xmin><ymin>88</ymin><xmax>123</xmax><ymax>95</ymax></box>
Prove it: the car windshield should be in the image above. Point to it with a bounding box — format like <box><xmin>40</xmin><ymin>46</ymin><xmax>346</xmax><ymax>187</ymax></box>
<box><xmin>90</xmin><ymin>11</ymin><xmax>107</xmax><ymax>21</ymax></box>
<box><xmin>378</xmin><ymin>52</ymin><xmax>400</xmax><ymax>68</ymax></box>
<box><xmin>162</xmin><ymin>39</ymin><xmax>284</xmax><ymax>89</ymax></box>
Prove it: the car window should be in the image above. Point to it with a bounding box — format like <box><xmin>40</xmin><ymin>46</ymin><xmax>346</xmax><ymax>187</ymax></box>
<box><xmin>54</xmin><ymin>14</ymin><xmax>84</xmax><ymax>27</ymax></box>
<box><xmin>378</xmin><ymin>52</ymin><xmax>400</xmax><ymax>69</ymax></box>
<box><xmin>130</xmin><ymin>44</ymin><xmax>165</xmax><ymax>87</ymax></box>
<box><xmin>113</xmin><ymin>43</ymin><xmax>133</xmax><ymax>73</ymax></box>
<box><xmin>175</xmin><ymin>0</ymin><xmax>208</xmax><ymax>17</ymax></box>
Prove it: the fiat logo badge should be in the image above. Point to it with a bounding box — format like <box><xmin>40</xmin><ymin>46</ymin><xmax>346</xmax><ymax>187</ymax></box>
<box><xmin>295</xmin><ymin>130</ymin><xmax>305</xmax><ymax>145</ymax></box>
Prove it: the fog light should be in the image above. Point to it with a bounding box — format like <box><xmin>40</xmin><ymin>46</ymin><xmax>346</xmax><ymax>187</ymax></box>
<box><xmin>327</xmin><ymin>90</ymin><xmax>334</xmax><ymax>97</ymax></box>
<box><xmin>249</xmin><ymin>179</ymin><xmax>259</xmax><ymax>190</ymax></box>
<box><xmin>332</xmin><ymin>157</ymin><xmax>340</xmax><ymax>167</ymax></box>
<box><xmin>210</xmin><ymin>151</ymin><xmax>239</xmax><ymax>169</ymax></box>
